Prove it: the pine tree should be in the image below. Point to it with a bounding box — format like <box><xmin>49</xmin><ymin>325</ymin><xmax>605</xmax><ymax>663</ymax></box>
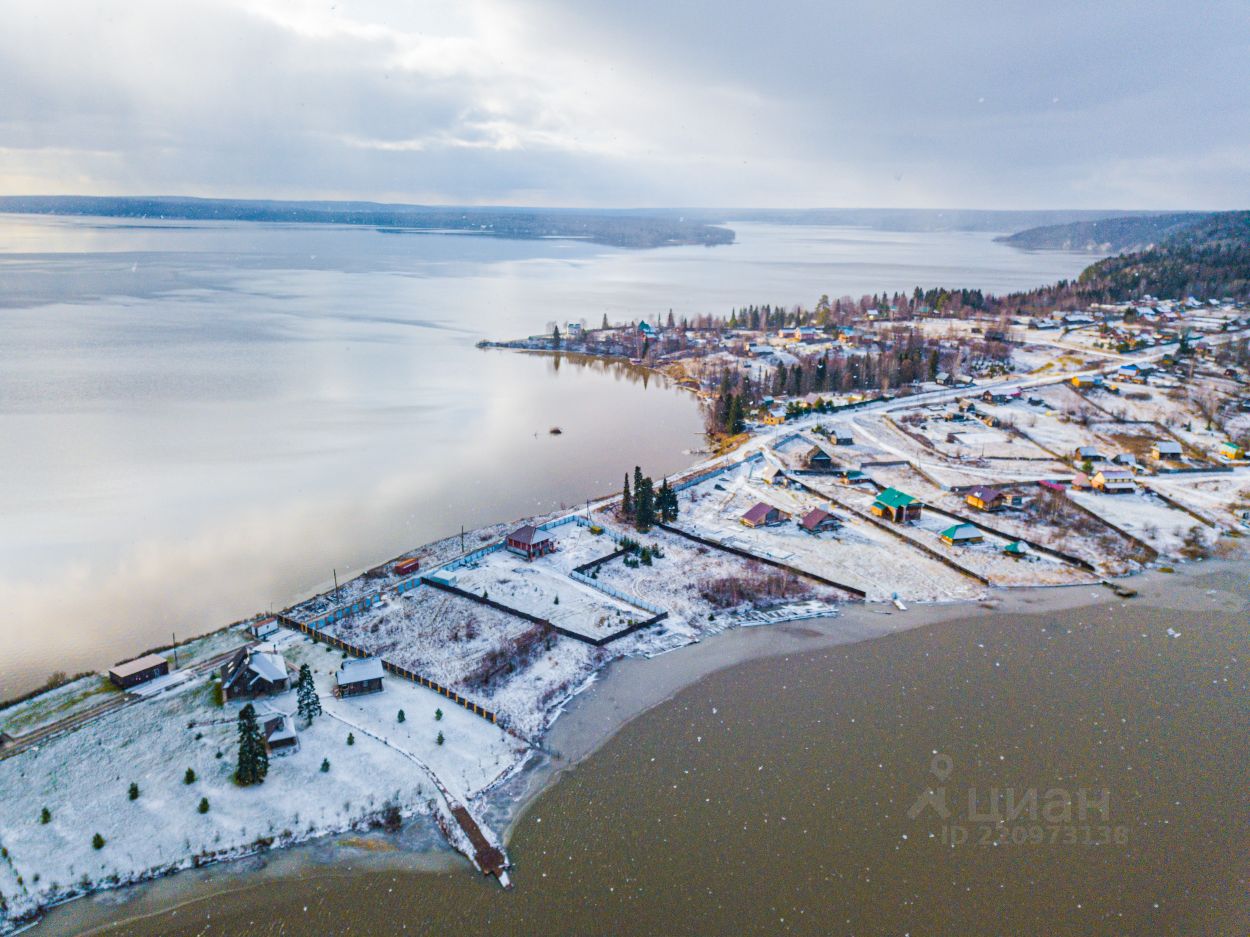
<box><xmin>397</xmin><ymin>709</ymin><xmax>406</xmax><ymax>723</ymax></box>
<box><xmin>552</xmin><ymin>324</ymin><xmax>562</xmax><ymax>348</ymax></box>
<box><xmin>435</xmin><ymin>708</ymin><xmax>443</xmax><ymax>721</ymax></box>
<box><xmin>727</xmin><ymin>395</ymin><xmax>745</xmax><ymax>435</ymax></box>
<box><xmin>635</xmin><ymin>476</ymin><xmax>655</xmax><ymax>532</ymax></box>
<box><xmin>320</xmin><ymin>758</ymin><xmax>331</xmax><ymax>773</ymax></box>
<box><xmin>436</xmin><ymin>731</ymin><xmax>445</xmax><ymax>746</ymax></box>
<box><xmin>40</xmin><ymin>807</ymin><xmax>51</xmax><ymax>824</ymax></box>
<box><xmin>128</xmin><ymin>782</ymin><xmax>140</xmax><ymax>801</ymax></box>
<box><xmin>92</xmin><ymin>833</ymin><xmax>105</xmax><ymax>850</ymax></box>
<box><xmin>296</xmin><ymin>663</ymin><xmax>321</xmax><ymax>725</ymax></box>
<box><xmin>621</xmin><ymin>474</ymin><xmax>633</xmax><ymax>517</ymax></box>
<box><xmin>197</xmin><ymin>797</ymin><xmax>210</xmax><ymax>814</ymax></box>
<box><xmin>236</xmin><ymin>703</ymin><xmax>269</xmax><ymax>786</ymax></box>
<box><xmin>184</xmin><ymin>767</ymin><xmax>197</xmax><ymax>785</ymax></box>
<box><xmin>601</xmin><ymin>313</ymin><xmax>609</xmax><ymax>330</ymax></box>
<box><xmin>347</xmin><ymin>733</ymin><xmax>355</xmax><ymax>746</ymax></box>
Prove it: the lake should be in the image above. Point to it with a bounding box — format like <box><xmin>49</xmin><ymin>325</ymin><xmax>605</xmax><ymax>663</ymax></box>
<box><xmin>0</xmin><ymin>216</ymin><xmax>1096</xmax><ymax>698</ymax></box>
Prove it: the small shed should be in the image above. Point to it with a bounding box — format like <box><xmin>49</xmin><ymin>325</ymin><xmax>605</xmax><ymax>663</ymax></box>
<box><xmin>1003</xmin><ymin>540</ymin><xmax>1029</xmax><ymax>558</ymax></box>
<box><xmin>108</xmin><ymin>654</ymin><xmax>170</xmax><ymax>690</ymax></box>
<box><xmin>799</xmin><ymin>507</ymin><xmax>842</xmax><ymax>533</ymax></box>
<box><xmin>833</xmin><ymin>468</ymin><xmax>866</xmax><ymax>485</ymax></box>
<box><xmin>393</xmin><ymin>557</ymin><xmax>422</xmax><ymax>576</ymax></box>
<box><xmin>741</xmin><ymin>502</ymin><xmax>789</xmax><ymax>528</ymax></box>
<box><xmin>940</xmin><ymin>523</ymin><xmax>984</xmax><ymax>545</ymax></box>
<box><xmin>1074</xmin><ymin>446</ymin><xmax>1103</xmax><ymax>463</ymax></box>
<box><xmin>965</xmin><ymin>486</ymin><xmax>1005</xmax><ymax>512</ymax></box>
<box><xmin>337</xmin><ymin>657</ymin><xmax>385</xmax><ymax>697</ymax></box>
<box><xmin>1219</xmin><ymin>441</ymin><xmax>1245</xmax><ymax>461</ymax></box>
<box><xmin>249</xmin><ymin>617</ymin><xmax>280</xmax><ymax>641</ymax></box>
<box><xmin>1151</xmin><ymin>440</ymin><xmax>1183</xmax><ymax>460</ymax></box>
<box><xmin>871</xmin><ymin>488</ymin><xmax>922</xmax><ymax>523</ymax></box>
<box><xmin>827</xmin><ymin>426</ymin><xmax>854</xmax><ymax>446</ymax></box>
<box><xmin>506</xmin><ymin>524</ymin><xmax>555</xmax><ymax>560</ymax></box>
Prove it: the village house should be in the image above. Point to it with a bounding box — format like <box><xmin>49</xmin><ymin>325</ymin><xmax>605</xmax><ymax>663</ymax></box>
<box><xmin>759</xmin><ymin>464</ymin><xmax>788</xmax><ymax>486</ymax></box>
<box><xmin>221</xmin><ymin>646</ymin><xmax>291</xmax><ymax>700</ymax></box>
<box><xmin>108</xmin><ymin>654</ymin><xmax>170</xmax><ymax>691</ymax></box>
<box><xmin>799</xmin><ymin>507</ymin><xmax>842</xmax><ymax>533</ymax></box>
<box><xmin>965</xmin><ymin>486</ymin><xmax>1005</xmax><ymax>512</ymax></box>
<box><xmin>1220</xmin><ymin>441</ymin><xmax>1246</xmax><ymax>461</ymax></box>
<box><xmin>1003</xmin><ymin>540</ymin><xmax>1030</xmax><ymax>558</ymax></box>
<box><xmin>249</xmin><ymin>617</ymin><xmax>280</xmax><ymax>641</ymax></box>
<box><xmin>871</xmin><ymin>488</ymin><xmax>922</xmax><ymax>523</ymax></box>
<box><xmin>1151</xmin><ymin>440</ymin><xmax>1184</xmax><ymax>461</ymax></box>
<box><xmin>261</xmin><ymin>713</ymin><xmax>299</xmax><ymax>754</ymax></box>
<box><xmin>1092</xmin><ymin>469</ymin><xmax>1136</xmax><ymax>493</ymax></box>
<box><xmin>1074</xmin><ymin>446</ymin><xmax>1104</xmax><ymax>464</ymax></box>
<box><xmin>804</xmin><ymin>446</ymin><xmax>834</xmax><ymax>471</ymax></box>
<box><xmin>832</xmin><ymin>467</ymin><xmax>866</xmax><ymax>485</ymax></box>
<box><xmin>741</xmin><ymin>502</ymin><xmax>789</xmax><ymax>528</ymax></box>
<box><xmin>940</xmin><ymin>523</ymin><xmax>983</xmax><ymax>546</ymax></box>
<box><xmin>505</xmin><ymin>524</ymin><xmax>556</xmax><ymax>560</ymax></box>
<box><xmin>336</xmin><ymin>657</ymin><xmax>385</xmax><ymax>698</ymax></box>
<box><xmin>393</xmin><ymin>556</ymin><xmax>422</xmax><ymax>577</ymax></box>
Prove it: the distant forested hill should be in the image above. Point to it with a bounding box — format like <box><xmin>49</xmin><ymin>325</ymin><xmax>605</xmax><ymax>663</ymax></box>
<box><xmin>0</xmin><ymin>196</ymin><xmax>735</xmax><ymax>249</ymax></box>
<box><xmin>996</xmin><ymin>212</ymin><xmax>1210</xmax><ymax>251</ymax></box>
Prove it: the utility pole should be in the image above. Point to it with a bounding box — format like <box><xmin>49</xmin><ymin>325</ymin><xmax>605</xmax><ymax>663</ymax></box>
<box><xmin>333</xmin><ymin>568</ymin><xmax>339</xmax><ymax>605</ymax></box>
<box><xmin>460</xmin><ymin>525</ymin><xmax>465</xmax><ymax>553</ymax></box>
<box><xmin>171</xmin><ymin>632</ymin><xmax>178</xmax><ymax>668</ymax></box>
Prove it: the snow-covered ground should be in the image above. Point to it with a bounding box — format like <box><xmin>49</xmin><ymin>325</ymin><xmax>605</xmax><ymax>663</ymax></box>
<box><xmin>1069</xmin><ymin>489</ymin><xmax>1209</xmax><ymax>555</ymax></box>
<box><xmin>0</xmin><ymin>634</ymin><xmax>522</xmax><ymax>926</ymax></box>
<box><xmin>677</xmin><ymin>463</ymin><xmax>982</xmax><ymax>602</ymax></box>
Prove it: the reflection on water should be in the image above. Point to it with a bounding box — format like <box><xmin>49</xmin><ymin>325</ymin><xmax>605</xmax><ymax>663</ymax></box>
<box><xmin>0</xmin><ymin>215</ymin><xmax>1098</xmax><ymax>698</ymax></box>
<box><xmin>39</xmin><ymin>564</ymin><xmax>1250</xmax><ymax>937</ymax></box>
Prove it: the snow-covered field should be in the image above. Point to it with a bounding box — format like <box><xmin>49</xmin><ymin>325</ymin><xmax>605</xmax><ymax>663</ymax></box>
<box><xmin>1069</xmin><ymin>489</ymin><xmax>1210</xmax><ymax>555</ymax></box>
<box><xmin>0</xmin><ymin>633</ymin><xmax>522</xmax><ymax>926</ymax></box>
<box><xmin>678</xmin><ymin>464</ymin><xmax>982</xmax><ymax>602</ymax></box>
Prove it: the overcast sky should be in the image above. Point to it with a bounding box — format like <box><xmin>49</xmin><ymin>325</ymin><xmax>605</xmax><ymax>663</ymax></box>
<box><xmin>2</xmin><ymin>0</ymin><xmax>1248</xmax><ymax>209</ymax></box>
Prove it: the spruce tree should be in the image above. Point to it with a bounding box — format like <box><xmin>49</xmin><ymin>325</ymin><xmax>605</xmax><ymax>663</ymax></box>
<box><xmin>635</xmin><ymin>477</ymin><xmax>655</xmax><ymax>532</ymax></box>
<box><xmin>727</xmin><ymin>395</ymin><xmax>745</xmax><ymax>435</ymax></box>
<box><xmin>621</xmin><ymin>474</ymin><xmax>633</xmax><ymax>517</ymax></box>
<box><xmin>296</xmin><ymin>663</ymin><xmax>321</xmax><ymax>725</ymax></box>
<box><xmin>601</xmin><ymin>313</ymin><xmax>610</xmax><ymax>330</ymax></box>
<box><xmin>236</xmin><ymin>703</ymin><xmax>269</xmax><ymax>786</ymax></box>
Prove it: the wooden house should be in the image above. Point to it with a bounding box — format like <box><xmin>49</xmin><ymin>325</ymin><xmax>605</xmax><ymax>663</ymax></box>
<box><xmin>1092</xmin><ymin>469</ymin><xmax>1136</xmax><ymax>493</ymax></box>
<box><xmin>833</xmin><ymin>468</ymin><xmax>866</xmax><ymax>485</ymax></box>
<box><xmin>1151</xmin><ymin>440</ymin><xmax>1183</xmax><ymax>460</ymax></box>
<box><xmin>1074</xmin><ymin>446</ymin><xmax>1103</xmax><ymax>464</ymax></box>
<box><xmin>827</xmin><ymin>426</ymin><xmax>854</xmax><ymax>446</ymax></box>
<box><xmin>741</xmin><ymin>502</ymin><xmax>789</xmax><ymax>528</ymax></box>
<box><xmin>965</xmin><ymin>486</ymin><xmax>1005</xmax><ymax>512</ymax></box>
<box><xmin>871</xmin><ymin>488</ymin><xmax>922</xmax><ymax>523</ymax></box>
<box><xmin>505</xmin><ymin>524</ymin><xmax>555</xmax><ymax>560</ymax></box>
<box><xmin>108</xmin><ymin>654</ymin><xmax>170</xmax><ymax>690</ymax></box>
<box><xmin>262</xmin><ymin>714</ymin><xmax>299</xmax><ymax>754</ymax></box>
<box><xmin>799</xmin><ymin>507</ymin><xmax>842</xmax><ymax>533</ymax></box>
<box><xmin>337</xmin><ymin>657</ymin><xmax>385</xmax><ymax>697</ymax></box>
<box><xmin>804</xmin><ymin>446</ymin><xmax>834</xmax><ymax>470</ymax></box>
<box><xmin>1003</xmin><ymin>540</ymin><xmax>1029</xmax><ymax>558</ymax></box>
<box><xmin>221</xmin><ymin>647</ymin><xmax>290</xmax><ymax>700</ymax></box>
<box><xmin>249</xmin><ymin>617</ymin><xmax>280</xmax><ymax>641</ymax></box>
<box><xmin>760</xmin><ymin>464</ymin><xmax>787</xmax><ymax>486</ymax></box>
<box><xmin>1219</xmin><ymin>441</ymin><xmax>1245</xmax><ymax>461</ymax></box>
<box><xmin>940</xmin><ymin>523</ymin><xmax>983</xmax><ymax>545</ymax></box>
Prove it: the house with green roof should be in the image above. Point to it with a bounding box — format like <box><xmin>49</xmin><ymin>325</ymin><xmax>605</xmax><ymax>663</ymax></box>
<box><xmin>870</xmin><ymin>487</ymin><xmax>922</xmax><ymax>523</ymax></box>
<box><xmin>939</xmin><ymin>523</ymin><xmax>983</xmax><ymax>546</ymax></box>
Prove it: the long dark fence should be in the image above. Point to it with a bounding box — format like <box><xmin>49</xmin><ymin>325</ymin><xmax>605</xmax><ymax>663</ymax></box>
<box><xmin>654</xmin><ymin>523</ymin><xmax>867</xmax><ymax>599</ymax></box>
<box><xmin>272</xmin><ymin>613</ymin><xmax>500</xmax><ymax>725</ymax></box>
<box><xmin>420</xmin><ymin>576</ymin><xmax>667</xmax><ymax>648</ymax></box>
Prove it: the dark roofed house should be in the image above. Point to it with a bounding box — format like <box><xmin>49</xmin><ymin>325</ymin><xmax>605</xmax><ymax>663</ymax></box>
<box><xmin>741</xmin><ymin>502</ymin><xmax>789</xmax><ymax>528</ymax></box>
<box><xmin>871</xmin><ymin>487</ymin><xmax>922</xmax><ymax>523</ymax></box>
<box><xmin>799</xmin><ymin>507</ymin><xmax>842</xmax><ymax>533</ymax></box>
<box><xmin>505</xmin><ymin>524</ymin><xmax>555</xmax><ymax>560</ymax></box>
<box><xmin>804</xmin><ymin>446</ymin><xmax>834</xmax><ymax>470</ymax></box>
<box><xmin>108</xmin><ymin>654</ymin><xmax>170</xmax><ymax>690</ymax></box>
<box><xmin>965</xmin><ymin>486</ymin><xmax>1005</xmax><ymax>512</ymax></box>
<box><xmin>827</xmin><ymin>426</ymin><xmax>854</xmax><ymax>446</ymax></box>
<box><xmin>221</xmin><ymin>646</ymin><xmax>290</xmax><ymax>700</ymax></box>
<box><xmin>337</xmin><ymin>657</ymin><xmax>385</xmax><ymax>697</ymax></box>
<box><xmin>1151</xmin><ymin>440</ymin><xmax>1183</xmax><ymax>460</ymax></box>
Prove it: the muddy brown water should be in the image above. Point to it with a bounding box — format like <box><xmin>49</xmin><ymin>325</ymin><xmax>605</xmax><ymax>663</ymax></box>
<box><xmin>34</xmin><ymin>563</ymin><xmax>1250</xmax><ymax>936</ymax></box>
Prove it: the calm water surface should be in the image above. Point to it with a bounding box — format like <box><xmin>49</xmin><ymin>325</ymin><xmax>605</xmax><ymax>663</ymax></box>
<box><xmin>0</xmin><ymin>216</ymin><xmax>1096</xmax><ymax>696</ymax></box>
<box><xmin>36</xmin><ymin>563</ymin><xmax>1249</xmax><ymax>936</ymax></box>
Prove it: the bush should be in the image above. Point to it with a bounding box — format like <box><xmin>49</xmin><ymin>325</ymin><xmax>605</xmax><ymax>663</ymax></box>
<box><xmin>436</xmin><ymin>732</ymin><xmax>445</xmax><ymax>746</ymax></box>
<box><xmin>320</xmin><ymin>758</ymin><xmax>331</xmax><ymax>773</ymax></box>
<box><xmin>184</xmin><ymin>768</ymin><xmax>197</xmax><ymax>785</ymax></box>
<box><xmin>435</xmin><ymin>708</ymin><xmax>443</xmax><ymax>721</ymax></box>
<box><xmin>397</xmin><ymin>710</ymin><xmax>406</xmax><ymax>723</ymax></box>
<box><xmin>197</xmin><ymin>798</ymin><xmax>210</xmax><ymax>814</ymax></box>
<box><xmin>128</xmin><ymin>782</ymin><xmax>140</xmax><ymax>801</ymax></box>
<box><xmin>91</xmin><ymin>833</ymin><xmax>105</xmax><ymax>850</ymax></box>
<box><xmin>40</xmin><ymin>807</ymin><xmax>51</xmax><ymax>824</ymax></box>
<box><xmin>347</xmin><ymin>733</ymin><xmax>355</xmax><ymax>746</ymax></box>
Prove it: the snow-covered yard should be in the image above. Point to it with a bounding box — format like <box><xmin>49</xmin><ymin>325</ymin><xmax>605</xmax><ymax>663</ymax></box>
<box><xmin>0</xmin><ymin>635</ymin><xmax>522</xmax><ymax>925</ymax></box>
<box><xmin>1069</xmin><ymin>489</ymin><xmax>1209</xmax><ymax>555</ymax></box>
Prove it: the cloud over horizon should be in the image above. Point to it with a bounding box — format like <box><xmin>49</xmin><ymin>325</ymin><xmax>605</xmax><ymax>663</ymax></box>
<box><xmin>2</xmin><ymin>0</ymin><xmax>1248</xmax><ymax>209</ymax></box>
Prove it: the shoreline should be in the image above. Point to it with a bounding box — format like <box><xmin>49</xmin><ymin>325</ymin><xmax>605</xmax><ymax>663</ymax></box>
<box><xmin>24</xmin><ymin>556</ymin><xmax>1241</xmax><ymax>936</ymax></box>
